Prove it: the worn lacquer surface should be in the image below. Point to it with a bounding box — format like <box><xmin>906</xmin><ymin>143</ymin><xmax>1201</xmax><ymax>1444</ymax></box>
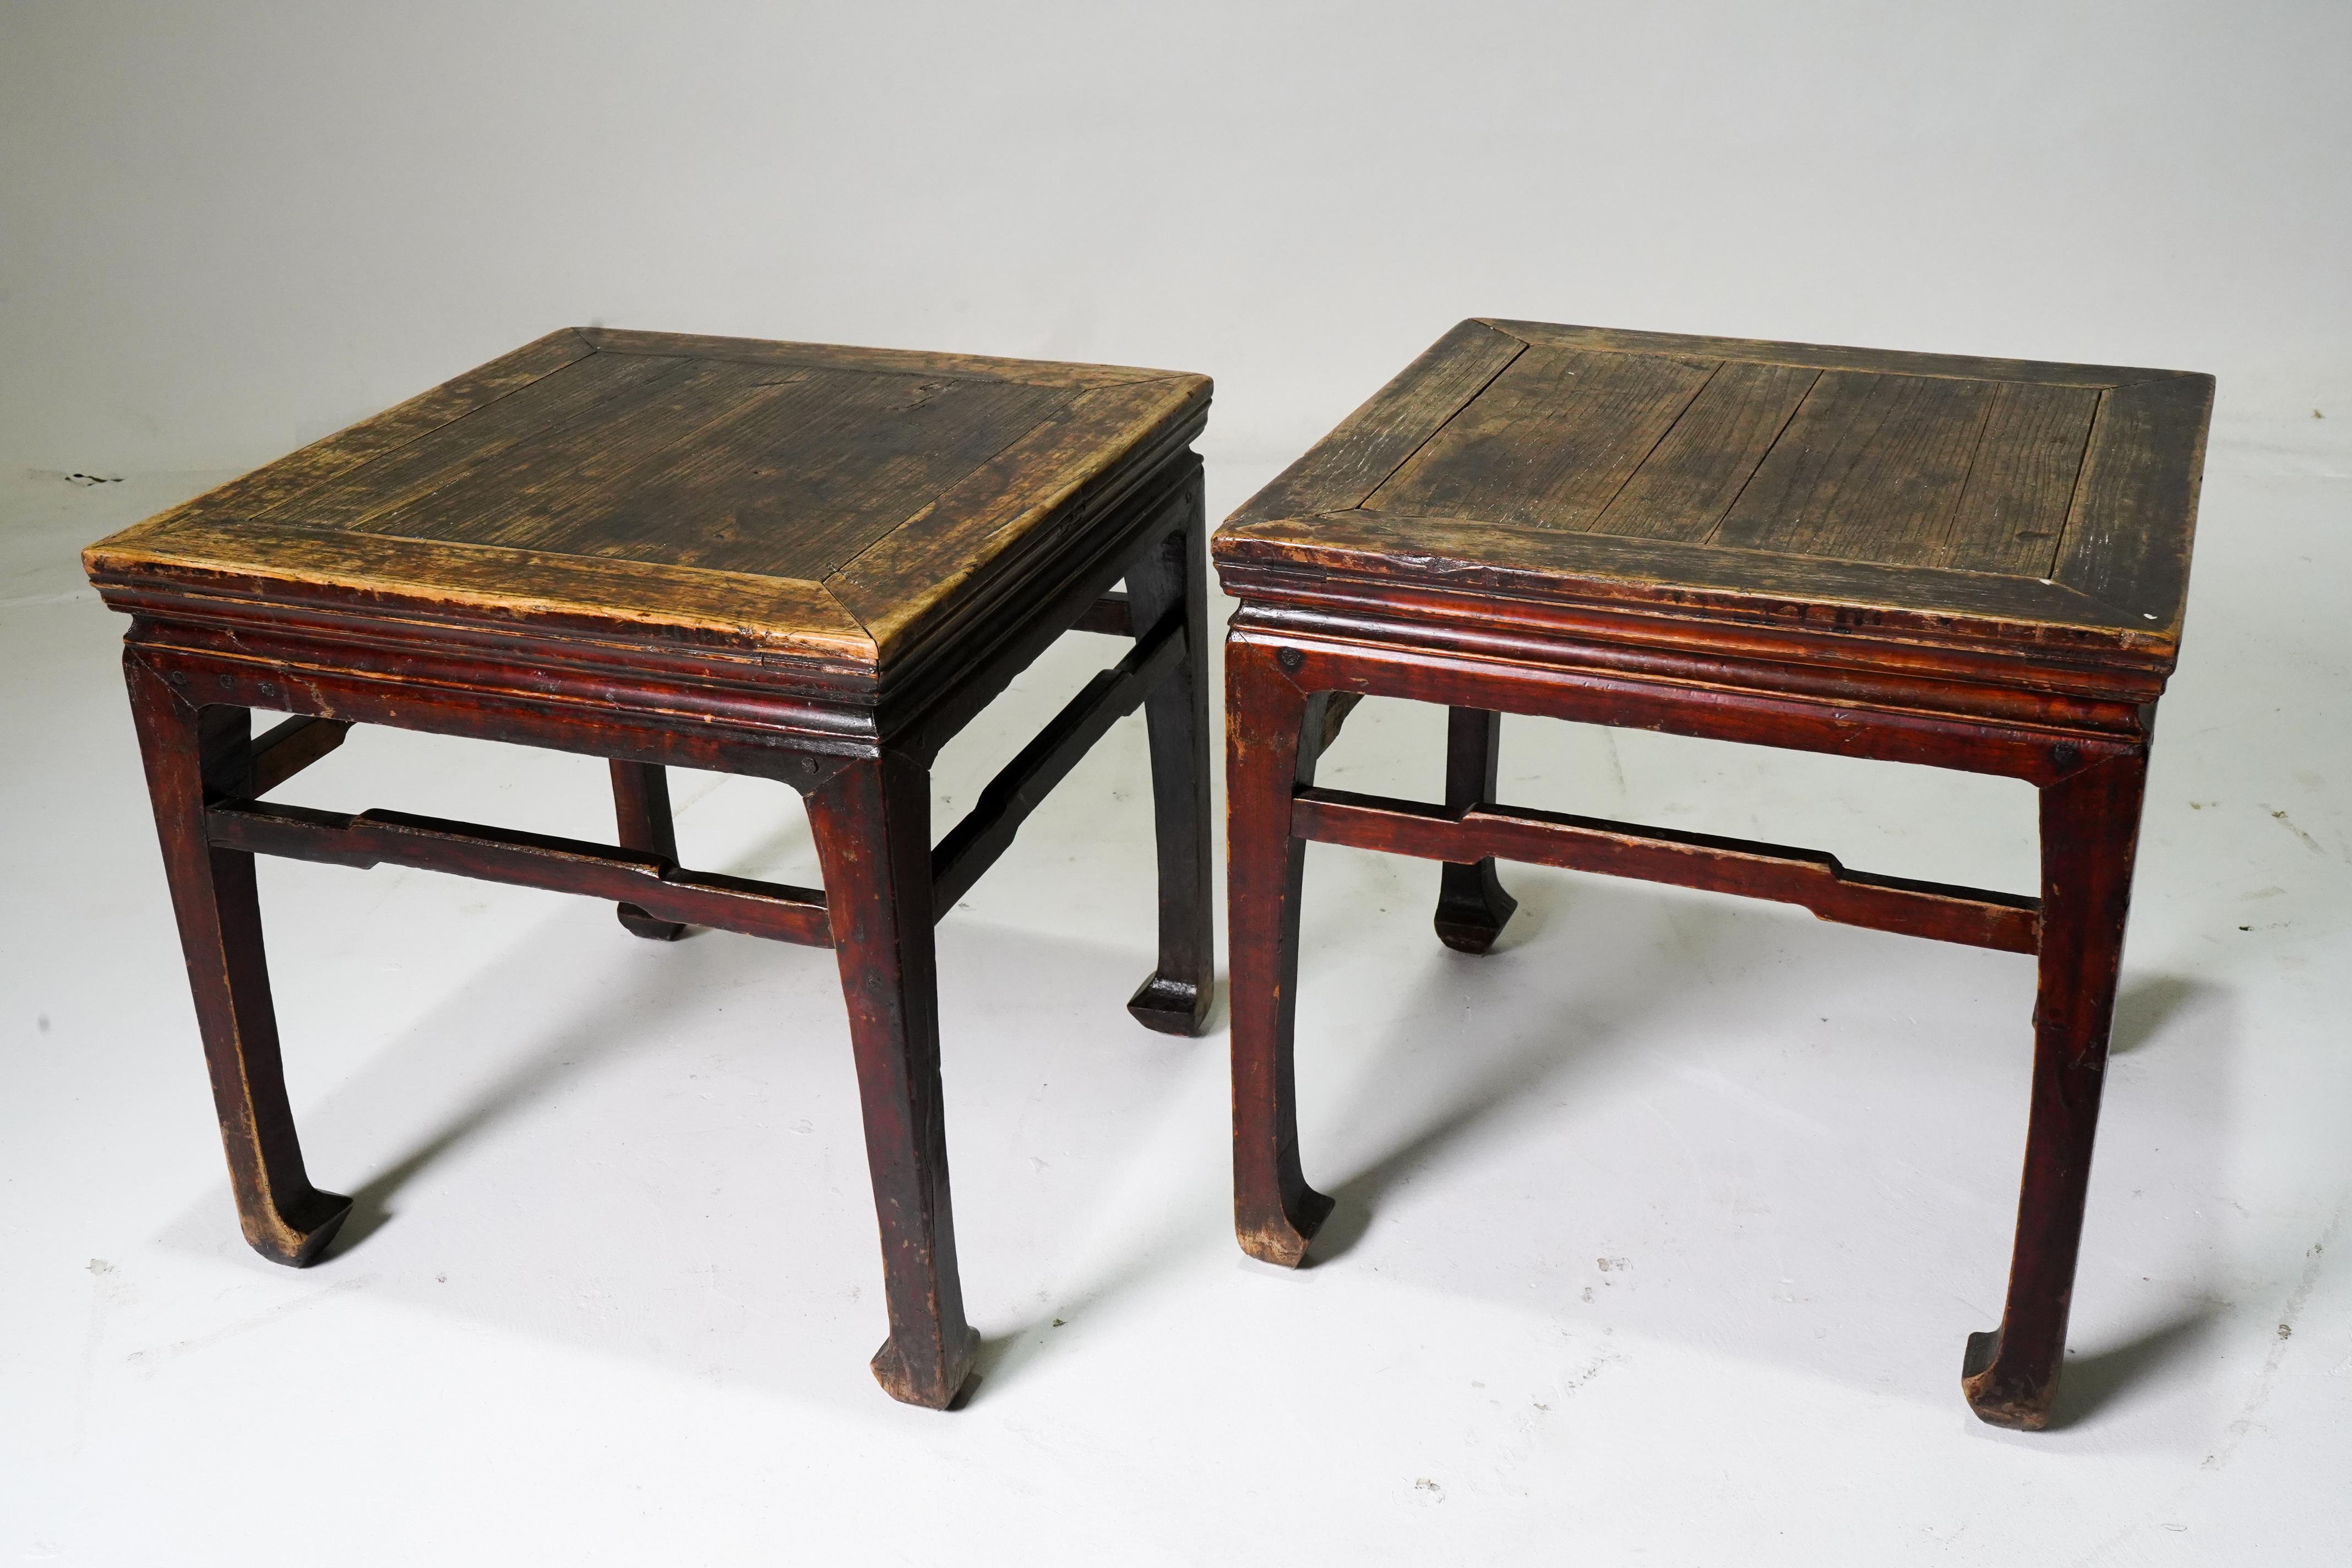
<box><xmin>84</xmin><ymin>328</ymin><xmax>1210</xmax><ymax>678</ymax></box>
<box><xmin>86</xmin><ymin>329</ymin><xmax>1218</xmax><ymax>1414</ymax></box>
<box><xmin>1224</xmin><ymin>319</ymin><xmax>2211</xmax><ymax>672</ymax></box>
<box><xmin>1215</xmin><ymin>318</ymin><xmax>2206</xmax><ymax>1430</ymax></box>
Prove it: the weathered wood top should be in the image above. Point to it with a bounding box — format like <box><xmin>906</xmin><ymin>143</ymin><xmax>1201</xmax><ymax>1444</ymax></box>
<box><xmin>1218</xmin><ymin>320</ymin><xmax>2212</xmax><ymax>669</ymax></box>
<box><xmin>84</xmin><ymin>328</ymin><xmax>1210</xmax><ymax>671</ymax></box>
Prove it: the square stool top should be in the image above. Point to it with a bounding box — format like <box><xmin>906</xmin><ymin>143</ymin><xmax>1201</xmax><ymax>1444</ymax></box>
<box><xmin>85</xmin><ymin>329</ymin><xmax>1209</xmax><ymax>674</ymax></box>
<box><xmin>1218</xmin><ymin>320</ymin><xmax>2212</xmax><ymax>676</ymax></box>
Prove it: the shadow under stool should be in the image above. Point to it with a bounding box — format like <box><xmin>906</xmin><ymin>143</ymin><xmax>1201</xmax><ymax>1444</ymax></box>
<box><xmin>84</xmin><ymin>327</ymin><xmax>1218</xmax><ymax>1410</ymax></box>
<box><xmin>1212</xmin><ymin>319</ymin><xmax>2212</xmax><ymax>1430</ymax></box>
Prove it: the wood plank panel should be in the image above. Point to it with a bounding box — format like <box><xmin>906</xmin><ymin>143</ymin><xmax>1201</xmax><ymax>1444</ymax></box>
<box><xmin>262</xmin><ymin>350</ymin><xmax>690</xmax><ymax>528</ymax></box>
<box><xmin>448</xmin><ymin>371</ymin><xmax>1072</xmax><ymax>581</ymax></box>
<box><xmin>1589</xmin><ymin>360</ymin><xmax>1821</xmax><ymax>541</ymax></box>
<box><xmin>1483</xmin><ymin>318</ymin><xmax>2186</xmax><ymax>389</ymax></box>
<box><xmin>1939</xmin><ymin>382</ymin><xmax>2101</xmax><ymax>575</ymax></box>
<box><xmin>1228</xmin><ymin>320</ymin><xmax>1522</xmax><ymax>527</ymax></box>
<box><xmin>1369</xmin><ymin>347</ymin><xmax>1716</xmax><ymax>529</ymax></box>
<box><xmin>2051</xmin><ymin>374</ymin><xmax>2215</xmax><ymax>638</ymax></box>
<box><xmin>345</xmin><ymin>359</ymin><xmax>804</xmax><ymax>550</ymax></box>
<box><xmin>579</xmin><ymin>326</ymin><xmax>1180</xmax><ymax>388</ymax></box>
<box><xmin>1711</xmin><ymin>370</ymin><xmax>1996</xmax><ymax>565</ymax></box>
<box><xmin>168</xmin><ymin>330</ymin><xmax>596</xmax><ymax>526</ymax></box>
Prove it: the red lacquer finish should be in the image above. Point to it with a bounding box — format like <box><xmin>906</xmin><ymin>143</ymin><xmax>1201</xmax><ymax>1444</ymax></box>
<box><xmin>88</xmin><ymin>330</ymin><xmax>1219</xmax><ymax>1410</ymax></box>
<box><xmin>1217</xmin><ymin>320</ymin><xmax>2210</xmax><ymax>1429</ymax></box>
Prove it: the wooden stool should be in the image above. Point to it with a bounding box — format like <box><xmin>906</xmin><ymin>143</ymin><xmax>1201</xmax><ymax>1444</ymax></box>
<box><xmin>84</xmin><ymin>328</ymin><xmax>1216</xmax><ymax>1409</ymax></box>
<box><xmin>1214</xmin><ymin>320</ymin><xmax>2211</xmax><ymax>1429</ymax></box>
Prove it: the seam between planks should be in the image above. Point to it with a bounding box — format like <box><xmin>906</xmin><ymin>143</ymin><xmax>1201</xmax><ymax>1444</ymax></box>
<box><xmin>1695</xmin><ymin>369</ymin><xmax>1824</xmax><ymax>547</ymax></box>
<box><xmin>236</xmin><ymin>330</ymin><xmax>601</xmax><ymax>522</ymax></box>
<box><xmin>1581</xmin><ymin>358</ymin><xmax>1728</xmax><ymax>535</ymax></box>
<box><xmin>337</xmin><ymin>326</ymin><xmax>603</xmax><ymax>483</ymax></box>
<box><xmin>829</xmin><ymin>386</ymin><xmax>1079</xmax><ymax>571</ymax></box>
<box><xmin>298</xmin><ymin>351</ymin><xmax>715</xmax><ymax>531</ymax></box>
<box><xmin>1924</xmin><ymin>384</ymin><xmax>2005</xmax><ymax>568</ymax></box>
<box><xmin>816</xmin><ymin>394</ymin><xmax>1092</xmax><ymax>619</ymax></box>
<box><xmin>1354</xmin><ymin>324</ymin><xmax>1530</xmax><ymax>513</ymax></box>
<box><xmin>334</xmin><ymin>357</ymin><xmax>791</xmax><ymax>539</ymax></box>
<box><xmin>2045</xmin><ymin>386</ymin><xmax>2112</xmax><ymax>589</ymax></box>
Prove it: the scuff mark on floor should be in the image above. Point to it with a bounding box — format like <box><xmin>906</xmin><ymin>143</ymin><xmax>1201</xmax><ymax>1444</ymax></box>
<box><xmin>2203</xmin><ymin>1199</ymin><xmax>2343</xmax><ymax>1469</ymax></box>
<box><xmin>126</xmin><ymin>1273</ymin><xmax>380</xmax><ymax>1375</ymax></box>
<box><xmin>2262</xmin><ymin>805</ymin><xmax>2328</xmax><ymax>857</ymax></box>
<box><xmin>72</xmin><ymin>1258</ymin><xmax>135</xmax><ymax>1458</ymax></box>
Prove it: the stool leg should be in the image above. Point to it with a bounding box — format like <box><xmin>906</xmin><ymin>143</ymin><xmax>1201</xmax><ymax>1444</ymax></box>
<box><xmin>1433</xmin><ymin>706</ymin><xmax>1517</xmax><ymax>953</ymax></box>
<box><xmin>1227</xmin><ymin>642</ymin><xmax>1336</xmax><ymax>1266</ymax></box>
<box><xmin>1123</xmin><ymin>480</ymin><xmax>1215</xmax><ymax>1036</ymax></box>
<box><xmin>1963</xmin><ymin>750</ymin><xmax>2148</xmax><ymax>1429</ymax></box>
<box><xmin>805</xmin><ymin>753</ymin><xmax>979</xmax><ymax>1409</ymax></box>
<box><xmin>124</xmin><ymin>656</ymin><xmax>351</xmax><ymax>1266</ymax></box>
<box><xmin>609</xmin><ymin>760</ymin><xmax>688</xmax><ymax>941</ymax></box>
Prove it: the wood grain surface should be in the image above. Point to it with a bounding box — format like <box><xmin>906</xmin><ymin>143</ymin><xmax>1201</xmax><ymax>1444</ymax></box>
<box><xmin>85</xmin><ymin>329</ymin><xmax>1209</xmax><ymax>676</ymax></box>
<box><xmin>1222</xmin><ymin>319</ymin><xmax>2212</xmax><ymax>668</ymax></box>
<box><xmin>90</xmin><ymin>328</ymin><xmax>1221</xmax><ymax>1415</ymax></box>
<box><xmin>1215</xmin><ymin>318</ymin><xmax>2207</xmax><ymax>1433</ymax></box>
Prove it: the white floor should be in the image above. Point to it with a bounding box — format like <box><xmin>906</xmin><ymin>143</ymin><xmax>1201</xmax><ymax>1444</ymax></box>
<box><xmin>3</xmin><ymin>439</ymin><xmax>2347</xmax><ymax>1565</ymax></box>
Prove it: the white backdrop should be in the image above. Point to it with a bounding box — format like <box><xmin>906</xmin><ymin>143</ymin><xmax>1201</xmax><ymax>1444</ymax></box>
<box><xmin>6</xmin><ymin>1</ymin><xmax>2346</xmax><ymax>476</ymax></box>
<box><xmin>7</xmin><ymin>6</ymin><xmax>2351</xmax><ymax>1564</ymax></box>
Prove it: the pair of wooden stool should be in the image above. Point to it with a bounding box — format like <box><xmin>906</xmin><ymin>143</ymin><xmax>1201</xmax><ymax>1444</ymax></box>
<box><xmin>85</xmin><ymin>320</ymin><xmax>2209</xmax><ymax>1428</ymax></box>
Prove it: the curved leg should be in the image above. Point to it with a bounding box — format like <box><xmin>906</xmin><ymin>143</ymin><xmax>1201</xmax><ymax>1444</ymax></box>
<box><xmin>806</xmin><ymin>753</ymin><xmax>979</xmax><ymax>1409</ymax></box>
<box><xmin>125</xmin><ymin>656</ymin><xmax>350</xmax><ymax>1265</ymax></box>
<box><xmin>609</xmin><ymin>760</ymin><xmax>688</xmax><ymax>940</ymax></box>
<box><xmin>1963</xmin><ymin>750</ymin><xmax>2148</xmax><ymax>1429</ymax></box>
<box><xmin>1227</xmin><ymin>641</ymin><xmax>1336</xmax><ymax>1266</ymax></box>
<box><xmin>1433</xmin><ymin>706</ymin><xmax>1517</xmax><ymax>952</ymax></box>
<box><xmin>1123</xmin><ymin>480</ymin><xmax>1216</xmax><ymax>1036</ymax></box>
